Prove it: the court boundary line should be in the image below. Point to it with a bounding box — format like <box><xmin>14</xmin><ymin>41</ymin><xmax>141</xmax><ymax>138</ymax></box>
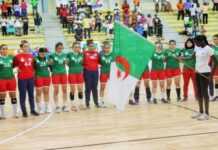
<box><xmin>45</xmin><ymin>130</ymin><xmax>218</xmax><ymax>150</ymax></box>
<box><xmin>0</xmin><ymin>112</ymin><xmax>54</xmax><ymax>145</ymax></box>
<box><xmin>45</xmin><ymin>102</ymin><xmax>218</xmax><ymax>150</ymax></box>
<box><xmin>171</xmin><ymin>102</ymin><xmax>218</xmax><ymax>120</ymax></box>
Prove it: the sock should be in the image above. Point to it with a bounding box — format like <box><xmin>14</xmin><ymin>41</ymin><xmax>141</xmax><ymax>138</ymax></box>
<box><xmin>176</xmin><ymin>88</ymin><xmax>181</xmax><ymax>99</ymax></box>
<box><xmin>152</xmin><ymin>93</ymin><xmax>156</xmax><ymax>100</ymax></box>
<box><xmin>11</xmin><ymin>98</ymin><xmax>17</xmax><ymax>116</ymax></box>
<box><xmin>166</xmin><ymin>89</ymin><xmax>171</xmax><ymax>100</ymax></box>
<box><xmin>70</xmin><ymin>92</ymin><xmax>74</xmax><ymax>101</ymax></box>
<box><xmin>161</xmin><ymin>92</ymin><xmax>165</xmax><ymax>99</ymax></box>
<box><xmin>215</xmin><ymin>84</ymin><xmax>218</xmax><ymax>97</ymax></box>
<box><xmin>0</xmin><ymin>105</ymin><xmax>5</xmax><ymax>117</ymax></box>
<box><xmin>146</xmin><ymin>87</ymin><xmax>151</xmax><ymax>100</ymax></box>
<box><xmin>0</xmin><ymin>99</ymin><xmax>5</xmax><ymax>117</ymax></box>
<box><xmin>134</xmin><ymin>86</ymin><xmax>140</xmax><ymax>103</ymax></box>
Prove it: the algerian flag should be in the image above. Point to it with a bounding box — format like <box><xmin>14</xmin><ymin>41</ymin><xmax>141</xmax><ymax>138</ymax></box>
<box><xmin>105</xmin><ymin>22</ymin><xmax>155</xmax><ymax>111</ymax></box>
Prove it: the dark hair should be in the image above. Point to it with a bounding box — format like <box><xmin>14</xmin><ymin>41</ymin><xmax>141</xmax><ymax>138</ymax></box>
<box><xmin>72</xmin><ymin>41</ymin><xmax>80</xmax><ymax>47</ymax></box>
<box><xmin>213</xmin><ymin>34</ymin><xmax>218</xmax><ymax>38</ymax></box>
<box><xmin>194</xmin><ymin>35</ymin><xmax>208</xmax><ymax>48</ymax></box>
<box><xmin>87</xmin><ymin>39</ymin><xmax>94</xmax><ymax>46</ymax></box>
<box><xmin>55</xmin><ymin>42</ymin><xmax>63</xmax><ymax>49</ymax></box>
<box><xmin>20</xmin><ymin>40</ymin><xmax>28</xmax><ymax>48</ymax></box>
<box><xmin>169</xmin><ymin>40</ymin><xmax>176</xmax><ymax>44</ymax></box>
<box><xmin>0</xmin><ymin>44</ymin><xmax>7</xmax><ymax>50</ymax></box>
<box><xmin>185</xmin><ymin>38</ymin><xmax>195</xmax><ymax>49</ymax></box>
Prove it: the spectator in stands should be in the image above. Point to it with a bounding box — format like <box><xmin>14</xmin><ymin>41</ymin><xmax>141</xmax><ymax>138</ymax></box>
<box><xmin>213</xmin><ymin>0</ymin><xmax>218</xmax><ymax>11</ymax></box>
<box><xmin>177</xmin><ymin>0</ymin><xmax>185</xmax><ymax>20</ymax></box>
<box><xmin>105</xmin><ymin>11</ymin><xmax>113</xmax><ymax>23</ymax></box>
<box><xmin>202</xmin><ymin>2</ymin><xmax>209</xmax><ymax>24</ymax></box>
<box><xmin>94</xmin><ymin>12</ymin><xmax>102</xmax><ymax>32</ymax></box>
<box><xmin>83</xmin><ymin>14</ymin><xmax>92</xmax><ymax>39</ymax></box>
<box><xmin>7</xmin><ymin>17</ymin><xmax>15</xmax><ymax>35</ymax></box>
<box><xmin>67</xmin><ymin>14</ymin><xmax>74</xmax><ymax>34</ymax></box>
<box><xmin>22</xmin><ymin>17</ymin><xmax>29</xmax><ymax>35</ymax></box>
<box><xmin>34</xmin><ymin>12</ymin><xmax>42</xmax><ymax>33</ymax></box>
<box><xmin>114</xmin><ymin>2</ymin><xmax>120</xmax><ymax>15</ymax></box>
<box><xmin>153</xmin><ymin>14</ymin><xmax>161</xmax><ymax>37</ymax></box>
<box><xmin>147</xmin><ymin>14</ymin><xmax>154</xmax><ymax>36</ymax></box>
<box><xmin>14</xmin><ymin>2</ymin><xmax>21</xmax><ymax>17</ymax></box>
<box><xmin>21</xmin><ymin>0</ymin><xmax>28</xmax><ymax>17</ymax></box>
<box><xmin>31</xmin><ymin>0</ymin><xmax>39</xmax><ymax>16</ymax></box>
<box><xmin>74</xmin><ymin>23</ymin><xmax>83</xmax><ymax>41</ymax></box>
<box><xmin>60</xmin><ymin>5</ymin><xmax>68</xmax><ymax>28</ymax></box>
<box><xmin>14</xmin><ymin>17</ymin><xmax>22</xmax><ymax>36</ymax></box>
<box><xmin>1</xmin><ymin>1</ymin><xmax>8</xmax><ymax>17</ymax></box>
<box><xmin>184</xmin><ymin>0</ymin><xmax>192</xmax><ymax>16</ymax></box>
<box><xmin>122</xmin><ymin>0</ymin><xmax>130</xmax><ymax>16</ymax></box>
<box><xmin>1</xmin><ymin>17</ymin><xmax>7</xmax><ymax>36</ymax></box>
<box><xmin>6</xmin><ymin>0</ymin><xmax>12</xmax><ymax>17</ymax></box>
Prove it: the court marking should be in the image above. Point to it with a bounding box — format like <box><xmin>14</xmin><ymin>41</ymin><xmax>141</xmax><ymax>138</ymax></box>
<box><xmin>0</xmin><ymin>112</ymin><xmax>54</xmax><ymax>145</ymax></box>
<box><xmin>45</xmin><ymin>102</ymin><xmax>218</xmax><ymax>150</ymax></box>
<box><xmin>45</xmin><ymin>130</ymin><xmax>218</xmax><ymax>150</ymax></box>
<box><xmin>171</xmin><ymin>102</ymin><xmax>218</xmax><ymax>120</ymax></box>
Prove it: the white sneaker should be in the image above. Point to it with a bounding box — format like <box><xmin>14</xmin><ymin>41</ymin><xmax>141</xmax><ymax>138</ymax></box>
<box><xmin>100</xmin><ymin>101</ymin><xmax>107</xmax><ymax>108</ymax></box>
<box><xmin>45</xmin><ymin>105</ymin><xmax>52</xmax><ymax>113</ymax></box>
<box><xmin>55</xmin><ymin>106</ymin><xmax>61</xmax><ymax>113</ymax></box>
<box><xmin>62</xmin><ymin>106</ymin><xmax>69</xmax><ymax>112</ymax></box>
<box><xmin>192</xmin><ymin>112</ymin><xmax>202</xmax><ymax>119</ymax></box>
<box><xmin>197</xmin><ymin>113</ymin><xmax>209</xmax><ymax>121</ymax></box>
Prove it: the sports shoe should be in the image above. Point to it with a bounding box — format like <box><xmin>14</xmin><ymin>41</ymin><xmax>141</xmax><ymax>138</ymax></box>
<box><xmin>55</xmin><ymin>106</ymin><xmax>61</xmax><ymax>113</ymax></box>
<box><xmin>181</xmin><ymin>97</ymin><xmax>188</xmax><ymax>102</ymax></box>
<box><xmin>22</xmin><ymin>112</ymin><xmax>28</xmax><ymax>118</ymax></box>
<box><xmin>62</xmin><ymin>106</ymin><xmax>69</xmax><ymax>112</ymax></box>
<box><xmin>191</xmin><ymin>112</ymin><xmax>202</xmax><ymax>119</ymax></box>
<box><xmin>211</xmin><ymin>96</ymin><xmax>218</xmax><ymax>102</ymax></box>
<box><xmin>153</xmin><ymin>98</ymin><xmax>158</xmax><ymax>104</ymax></box>
<box><xmin>100</xmin><ymin>101</ymin><xmax>107</xmax><ymax>108</ymax></box>
<box><xmin>31</xmin><ymin>111</ymin><xmax>39</xmax><ymax>116</ymax></box>
<box><xmin>161</xmin><ymin>98</ymin><xmax>168</xmax><ymax>104</ymax></box>
<box><xmin>0</xmin><ymin>116</ymin><xmax>6</xmax><ymax>120</ymax></box>
<box><xmin>129</xmin><ymin>100</ymin><xmax>137</xmax><ymax>105</ymax></box>
<box><xmin>45</xmin><ymin>105</ymin><xmax>52</xmax><ymax>113</ymax></box>
<box><xmin>197</xmin><ymin>113</ymin><xmax>209</xmax><ymax>121</ymax></box>
<box><xmin>71</xmin><ymin>105</ymin><xmax>78</xmax><ymax>112</ymax></box>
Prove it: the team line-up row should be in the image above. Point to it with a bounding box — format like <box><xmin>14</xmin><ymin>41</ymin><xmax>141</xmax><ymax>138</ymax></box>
<box><xmin>0</xmin><ymin>35</ymin><xmax>218</xmax><ymax>120</ymax></box>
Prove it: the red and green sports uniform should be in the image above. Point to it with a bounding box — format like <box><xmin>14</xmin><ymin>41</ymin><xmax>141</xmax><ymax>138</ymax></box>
<box><xmin>0</xmin><ymin>56</ymin><xmax>16</xmax><ymax>92</ymax></box>
<box><xmin>34</xmin><ymin>57</ymin><xmax>51</xmax><ymax>88</ymax></box>
<box><xmin>49</xmin><ymin>52</ymin><xmax>67</xmax><ymax>85</ymax></box>
<box><xmin>181</xmin><ymin>48</ymin><xmax>197</xmax><ymax>98</ymax></box>
<box><xmin>150</xmin><ymin>51</ymin><xmax>166</xmax><ymax>80</ymax></box>
<box><xmin>165</xmin><ymin>48</ymin><xmax>181</xmax><ymax>78</ymax></box>
<box><xmin>67</xmin><ymin>52</ymin><xmax>84</xmax><ymax>84</ymax></box>
<box><xmin>213</xmin><ymin>45</ymin><xmax>218</xmax><ymax>76</ymax></box>
<box><xmin>141</xmin><ymin>65</ymin><xmax>150</xmax><ymax>80</ymax></box>
<box><xmin>100</xmin><ymin>52</ymin><xmax>114</xmax><ymax>83</ymax></box>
